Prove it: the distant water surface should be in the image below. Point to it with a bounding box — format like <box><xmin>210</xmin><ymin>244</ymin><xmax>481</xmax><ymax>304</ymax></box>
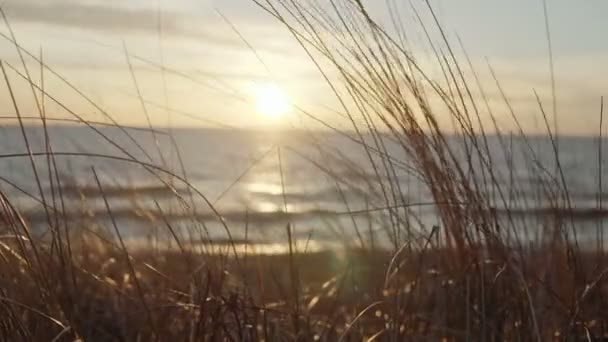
<box><xmin>0</xmin><ymin>125</ymin><xmax>606</xmax><ymax>251</ymax></box>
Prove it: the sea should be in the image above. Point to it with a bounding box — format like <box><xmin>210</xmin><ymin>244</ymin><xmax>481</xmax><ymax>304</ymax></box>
<box><xmin>0</xmin><ymin>125</ymin><xmax>607</xmax><ymax>252</ymax></box>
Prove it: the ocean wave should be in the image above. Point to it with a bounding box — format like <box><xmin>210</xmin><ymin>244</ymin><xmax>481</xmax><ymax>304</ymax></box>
<box><xmin>19</xmin><ymin>207</ymin><xmax>345</xmax><ymax>225</ymax></box>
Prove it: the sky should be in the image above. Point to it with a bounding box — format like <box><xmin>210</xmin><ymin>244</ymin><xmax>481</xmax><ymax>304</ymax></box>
<box><xmin>0</xmin><ymin>0</ymin><xmax>607</xmax><ymax>135</ymax></box>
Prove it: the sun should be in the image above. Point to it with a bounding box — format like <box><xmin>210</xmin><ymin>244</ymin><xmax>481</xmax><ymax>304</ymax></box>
<box><xmin>253</xmin><ymin>83</ymin><xmax>290</xmax><ymax>119</ymax></box>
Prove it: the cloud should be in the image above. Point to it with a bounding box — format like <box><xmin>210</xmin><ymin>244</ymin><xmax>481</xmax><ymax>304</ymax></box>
<box><xmin>2</xmin><ymin>0</ymin><xmax>242</xmax><ymax>48</ymax></box>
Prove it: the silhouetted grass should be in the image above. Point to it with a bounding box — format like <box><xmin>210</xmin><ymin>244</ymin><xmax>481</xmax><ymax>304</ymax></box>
<box><xmin>0</xmin><ymin>1</ymin><xmax>607</xmax><ymax>341</ymax></box>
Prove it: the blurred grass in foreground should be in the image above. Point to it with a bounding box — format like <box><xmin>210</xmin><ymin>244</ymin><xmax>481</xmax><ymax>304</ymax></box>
<box><xmin>1</xmin><ymin>0</ymin><xmax>608</xmax><ymax>340</ymax></box>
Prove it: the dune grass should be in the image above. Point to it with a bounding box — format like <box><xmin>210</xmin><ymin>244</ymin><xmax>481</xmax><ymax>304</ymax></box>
<box><xmin>0</xmin><ymin>0</ymin><xmax>607</xmax><ymax>340</ymax></box>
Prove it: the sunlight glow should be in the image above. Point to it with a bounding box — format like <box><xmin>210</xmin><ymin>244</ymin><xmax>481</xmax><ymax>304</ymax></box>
<box><xmin>253</xmin><ymin>83</ymin><xmax>290</xmax><ymax>119</ymax></box>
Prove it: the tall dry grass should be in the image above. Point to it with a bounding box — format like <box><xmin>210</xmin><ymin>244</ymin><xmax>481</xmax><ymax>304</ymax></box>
<box><xmin>0</xmin><ymin>0</ymin><xmax>606</xmax><ymax>341</ymax></box>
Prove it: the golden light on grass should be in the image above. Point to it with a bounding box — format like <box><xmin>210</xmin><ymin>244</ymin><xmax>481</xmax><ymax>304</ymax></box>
<box><xmin>253</xmin><ymin>82</ymin><xmax>290</xmax><ymax>119</ymax></box>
